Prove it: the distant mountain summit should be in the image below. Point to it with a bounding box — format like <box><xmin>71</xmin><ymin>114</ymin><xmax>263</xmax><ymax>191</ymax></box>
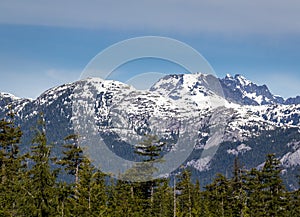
<box><xmin>219</xmin><ymin>74</ymin><xmax>300</xmax><ymax>105</ymax></box>
<box><xmin>150</xmin><ymin>73</ymin><xmax>299</xmax><ymax>106</ymax></box>
<box><xmin>0</xmin><ymin>73</ymin><xmax>299</xmax><ymax>189</ymax></box>
<box><xmin>220</xmin><ymin>74</ymin><xmax>284</xmax><ymax>105</ymax></box>
<box><xmin>285</xmin><ymin>96</ymin><xmax>300</xmax><ymax>105</ymax></box>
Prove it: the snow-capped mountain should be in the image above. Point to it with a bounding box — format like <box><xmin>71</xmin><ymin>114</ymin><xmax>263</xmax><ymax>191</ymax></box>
<box><xmin>219</xmin><ymin>74</ymin><xmax>300</xmax><ymax>106</ymax></box>
<box><xmin>285</xmin><ymin>96</ymin><xmax>300</xmax><ymax>105</ymax></box>
<box><xmin>0</xmin><ymin>73</ymin><xmax>299</xmax><ymax>189</ymax></box>
<box><xmin>220</xmin><ymin>74</ymin><xmax>283</xmax><ymax>105</ymax></box>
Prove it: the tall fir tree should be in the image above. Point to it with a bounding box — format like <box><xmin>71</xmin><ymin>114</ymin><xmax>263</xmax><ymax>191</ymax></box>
<box><xmin>288</xmin><ymin>173</ymin><xmax>300</xmax><ymax>217</ymax></box>
<box><xmin>260</xmin><ymin>154</ymin><xmax>288</xmax><ymax>216</ymax></box>
<box><xmin>191</xmin><ymin>180</ymin><xmax>204</xmax><ymax>216</ymax></box>
<box><xmin>152</xmin><ymin>178</ymin><xmax>173</xmax><ymax>217</ymax></box>
<box><xmin>229</xmin><ymin>157</ymin><xmax>249</xmax><ymax>217</ymax></box>
<box><xmin>0</xmin><ymin>112</ymin><xmax>25</xmax><ymax>216</ymax></box>
<box><xmin>204</xmin><ymin>173</ymin><xmax>232</xmax><ymax>217</ymax></box>
<box><xmin>133</xmin><ymin>134</ymin><xmax>166</xmax><ymax>211</ymax></box>
<box><xmin>176</xmin><ymin>169</ymin><xmax>193</xmax><ymax>217</ymax></box>
<box><xmin>20</xmin><ymin>115</ymin><xmax>59</xmax><ymax>217</ymax></box>
<box><xmin>57</xmin><ymin>134</ymin><xmax>83</xmax><ymax>185</ymax></box>
<box><xmin>70</xmin><ymin>157</ymin><xmax>94</xmax><ymax>216</ymax></box>
<box><xmin>245</xmin><ymin>154</ymin><xmax>288</xmax><ymax>217</ymax></box>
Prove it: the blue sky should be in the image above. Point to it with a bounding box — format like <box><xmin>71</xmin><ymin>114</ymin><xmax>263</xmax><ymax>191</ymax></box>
<box><xmin>0</xmin><ymin>0</ymin><xmax>299</xmax><ymax>99</ymax></box>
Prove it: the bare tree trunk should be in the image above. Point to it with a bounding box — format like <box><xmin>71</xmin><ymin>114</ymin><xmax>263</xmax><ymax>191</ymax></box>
<box><xmin>173</xmin><ymin>178</ymin><xmax>176</xmax><ymax>217</ymax></box>
<box><xmin>74</xmin><ymin>163</ymin><xmax>79</xmax><ymax>199</ymax></box>
<box><xmin>61</xmin><ymin>201</ymin><xmax>64</xmax><ymax>217</ymax></box>
<box><xmin>131</xmin><ymin>185</ymin><xmax>134</xmax><ymax>199</ymax></box>
<box><xmin>88</xmin><ymin>187</ymin><xmax>91</xmax><ymax>210</ymax></box>
<box><xmin>188</xmin><ymin>183</ymin><xmax>192</xmax><ymax>217</ymax></box>
<box><xmin>151</xmin><ymin>185</ymin><xmax>154</xmax><ymax>204</ymax></box>
<box><xmin>75</xmin><ymin>162</ymin><xmax>79</xmax><ymax>185</ymax></box>
<box><xmin>221</xmin><ymin>197</ymin><xmax>224</xmax><ymax>217</ymax></box>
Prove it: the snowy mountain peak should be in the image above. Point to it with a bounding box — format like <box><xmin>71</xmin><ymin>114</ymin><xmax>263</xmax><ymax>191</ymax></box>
<box><xmin>0</xmin><ymin>92</ymin><xmax>21</xmax><ymax>100</ymax></box>
<box><xmin>0</xmin><ymin>73</ymin><xmax>299</xmax><ymax>189</ymax></box>
<box><xmin>220</xmin><ymin>74</ymin><xmax>285</xmax><ymax>105</ymax></box>
<box><xmin>149</xmin><ymin>73</ymin><xmax>227</xmax><ymax>110</ymax></box>
<box><xmin>224</xmin><ymin>74</ymin><xmax>252</xmax><ymax>86</ymax></box>
<box><xmin>150</xmin><ymin>73</ymin><xmax>300</xmax><ymax>107</ymax></box>
<box><xmin>225</xmin><ymin>73</ymin><xmax>232</xmax><ymax>79</ymax></box>
<box><xmin>234</xmin><ymin>74</ymin><xmax>252</xmax><ymax>86</ymax></box>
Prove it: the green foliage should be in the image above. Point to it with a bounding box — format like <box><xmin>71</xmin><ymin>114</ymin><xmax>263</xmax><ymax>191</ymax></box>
<box><xmin>134</xmin><ymin>134</ymin><xmax>165</xmax><ymax>162</ymax></box>
<box><xmin>0</xmin><ymin>120</ymin><xmax>299</xmax><ymax>216</ymax></box>
<box><xmin>0</xmin><ymin>113</ymin><xmax>25</xmax><ymax>216</ymax></box>
<box><xmin>176</xmin><ymin>170</ymin><xmax>193</xmax><ymax>217</ymax></box>
<box><xmin>20</xmin><ymin>117</ymin><xmax>59</xmax><ymax>217</ymax></box>
<box><xmin>57</xmin><ymin>134</ymin><xmax>83</xmax><ymax>184</ymax></box>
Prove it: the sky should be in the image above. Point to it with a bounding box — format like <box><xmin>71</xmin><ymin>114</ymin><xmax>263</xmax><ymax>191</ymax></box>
<box><xmin>0</xmin><ymin>0</ymin><xmax>299</xmax><ymax>99</ymax></box>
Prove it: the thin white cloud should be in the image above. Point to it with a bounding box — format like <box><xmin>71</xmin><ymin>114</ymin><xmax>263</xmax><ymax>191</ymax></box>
<box><xmin>45</xmin><ymin>69</ymin><xmax>78</xmax><ymax>83</ymax></box>
<box><xmin>0</xmin><ymin>0</ymin><xmax>300</xmax><ymax>35</ymax></box>
<box><xmin>0</xmin><ymin>68</ymin><xmax>79</xmax><ymax>99</ymax></box>
<box><xmin>43</xmin><ymin>68</ymin><xmax>80</xmax><ymax>92</ymax></box>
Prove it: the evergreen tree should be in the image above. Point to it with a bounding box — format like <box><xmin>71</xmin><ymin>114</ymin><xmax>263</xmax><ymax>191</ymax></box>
<box><xmin>191</xmin><ymin>180</ymin><xmax>204</xmax><ymax>216</ymax></box>
<box><xmin>152</xmin><ymin>178</ymin><xmax>173</xmax><ymax>217</ymax></box>
<box><xmin>89</xmin><ymin>170</ymin><xmax>108</xmax><ymax>216</ymax></box>
<box><xmin>245</xmin><ymin>154</ymin><xmax>288</xmax><ymax>217</ymax></box>
<box><xmin>244</xmin><ymin>167</ymin><xmax>264</xmax><ymax>216</ymax></box>
<box><xmin>0</xmin><ymin>110</ymin><xmax>299</xmax><ymax>217</ymax></box>
<box><xmin>21</xmin><ymin>116</ymin><xmax>59</xmax><ymax>217</ymax></box>
<box><xmin>133</xmin><ymin>135</ymin><xmax>166</xmax><ymax>210</ymax></box>
<box><xmin>57</xmin><ymin>134</ymin><xmax>83</xmax><ymax>185</ymax></box>
<box><xmin>0</xmin><ymin>112</ymin><xmax>25</xmax><ymax>216</ymax></box>
<box><xmin>135</xmin><ymin>135</ymin><xmax>165</xmax><ymax>162</ymax></box>
<box><xmin>71</xmin><ymin>157</ymin><xmax>107</xmax><ymax>216</ymax></box>
<box><xmin>288</xmin><ymin>173</ymin><xmax>300</xmax><ymax>217</ymax></box>
<box><xmin>229</xmin><ymin>157</ymin><xmax>249</xmax><ymax>217</ymax></box>
<box><xmin>176</xmin><ymin>170</ymin><xmax>193</xmax><ymax>217</ymax></box>
<box><xmin>70</xmin><ymin>157</ymin><xmax>93</xmax><ymax>216</ymax></box>
<box><xmin>107</xmin><ymin>179</ymin><xmax>144</xmax><ymax>217</ymax></box>
<box><xmin>260</xmin><ymin>154</ymin><xmax>288</xmax><ymax>216</ymax></box>
<box><xmin>55</xmin><ymin>182</ymin><xmax>72</xmax><ymax>217</ymax></box>
<box><xmin>204</xmin><ymin>174</ymin><xmax>232</xmax><ymax>217</ymax></box>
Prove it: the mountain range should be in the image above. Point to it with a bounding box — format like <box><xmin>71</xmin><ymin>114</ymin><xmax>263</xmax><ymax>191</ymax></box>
<box><xmin>1</xmin><ymin>73</ymin><xmax>299</xmax><ymax>189</ymax></box>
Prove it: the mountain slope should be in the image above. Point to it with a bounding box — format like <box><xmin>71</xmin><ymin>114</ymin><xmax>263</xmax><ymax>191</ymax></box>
<box><xmin>219</xmin><ymin>74</ymin><xmax>284</xmax><ymax>105</ymax></box>
<box><xmin>1</xmin><ymin>73</ymin><xmax>299</xmax><ymax>189</ymax></box>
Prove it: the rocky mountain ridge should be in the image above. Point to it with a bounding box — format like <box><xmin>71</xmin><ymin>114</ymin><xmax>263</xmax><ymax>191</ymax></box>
<box><xmin>1</xmin><ymin>73</ymin><xmax>299</xmax><ymax>189</ymax></box>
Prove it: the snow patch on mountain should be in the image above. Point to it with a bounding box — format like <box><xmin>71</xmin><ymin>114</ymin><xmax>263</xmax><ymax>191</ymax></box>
<box><xmin>150</xmin><ymin>73</ymin><xmax>227</xmax><ymax>111</ymax></box>
<box><xmin>0</xmin><ymin>73</ymin><xmax>299</xmax><ymax>188</ymax></box>
<box><xmin>281</xmin><ymin>149</ymin><xmax>300</xmax><ymax>167</ymax></box>
<box><xmin>0</xmin><ymin>92</ymin><xmax>21</xmax><ymax>100</ymax></box>
<box><xmin>220</xmin><ymin>74</ymin><xmax>285</xmax><ymax>105</ymax></box>
<box><xmin>187</xmin><ymin>156</ymin><xmax>211</xmax><ymax>172</ymax></box>
<box><xmin>227</xmin><ymin>143</ymin><xmax>252</xmax><ymax>156</ymax></box>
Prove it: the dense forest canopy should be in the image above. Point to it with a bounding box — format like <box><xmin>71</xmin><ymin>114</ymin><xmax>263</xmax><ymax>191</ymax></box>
<box><xmin>0</xmin><ymin>114</ymin><xmax>299</xmax><ymax>217</ymax></box>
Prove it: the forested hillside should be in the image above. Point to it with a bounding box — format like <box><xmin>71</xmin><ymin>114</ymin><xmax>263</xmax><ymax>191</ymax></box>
<box><xmin>0</xmin><ymin>114</ymin><xmax>299</xmax><ymax>217</ymax></box>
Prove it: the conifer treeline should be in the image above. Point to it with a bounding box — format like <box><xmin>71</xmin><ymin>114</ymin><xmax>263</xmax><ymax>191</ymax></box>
<box><xmin>0</xmin><ymin>115</ymin><xmax>299</xmax><ymax>217</ymax></box>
